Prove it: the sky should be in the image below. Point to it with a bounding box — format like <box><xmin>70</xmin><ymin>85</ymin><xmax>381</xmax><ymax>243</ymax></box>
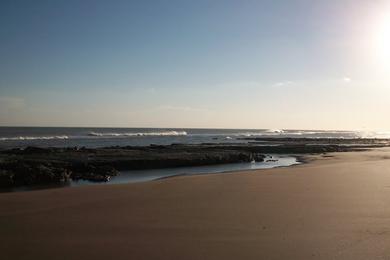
<box><xmin>1</xmin><ymin>0</ymin><xmax>390</xmax><ymax>130</ymax></box>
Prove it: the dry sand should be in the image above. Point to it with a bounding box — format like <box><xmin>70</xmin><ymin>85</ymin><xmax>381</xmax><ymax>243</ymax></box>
<box><xmin>1</xmin><ymin>148</ymin><xmax>390</xmax><ymax>260</ymax></box>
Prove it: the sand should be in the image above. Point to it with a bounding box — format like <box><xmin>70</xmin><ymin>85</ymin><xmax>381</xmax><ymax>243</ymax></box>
<box><xmin>1</xmin><ymin>148</ymin><xmax>390</xmax><ymax>260</ymax></box>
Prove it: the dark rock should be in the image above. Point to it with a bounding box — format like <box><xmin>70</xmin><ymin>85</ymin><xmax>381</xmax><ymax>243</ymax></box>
<box><xmin>0</xmin><ymin>161</ymin><xmax>71</xmax><ymax>187</ymax></box>
<box><xmin>0</xmin><ymin>138</ymin><xmax>388</xmax><ymax>188</ymax></box>
<box><xmin>22</xmin><ymin>146</ymin><xmax>49</xmax><ymax>154</ymax></box>
<box><xmin>0</xmin><ymin>170</ymin><xmax>13</xmax><ymax>188</ymax></box>
<box><xmin>70</xmin><ymin>165</ymin><xmax>118</xmax><ymax>182</ymax></box>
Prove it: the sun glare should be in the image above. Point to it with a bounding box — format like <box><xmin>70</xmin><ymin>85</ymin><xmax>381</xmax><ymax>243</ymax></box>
<box><xmin>376</xmin><ymin>13</ymin><xmax>390</xmax><ymax>68</ymax></box>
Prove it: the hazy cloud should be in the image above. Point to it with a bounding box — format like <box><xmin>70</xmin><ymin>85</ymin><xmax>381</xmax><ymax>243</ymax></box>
<box><xmin>343</xmin><ymin>77</ymin><xmax>351</xmax><ymax>83</ymax></box>
<box><xmin>213</xmin><ymin>81</ymin><xmax>262</xmax><ymax>90</ymax></box>
<box><xmin>273</xmin><ymin>81</ymin><xmax>294</xmax><ymax>87</ymax></box>
<box><xmin>158</xmin><ymin>105</ymin><xmax>209</xmax><ymax>112</ymax></box>
<box><xmin>0</xmin><ymin>96</ymin><xmax>25</xmax><ymax>111</ymax></box>
<box><xmin>146</xmin><ymin>88</ymin><xmax>157</xmax><ymax>94</ymax></box>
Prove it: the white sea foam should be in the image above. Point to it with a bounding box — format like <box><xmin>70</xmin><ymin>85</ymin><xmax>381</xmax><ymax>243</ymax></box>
<box><xmin>230</xmin><ymin>130</ymin><xmax>285</xmax><ymax>137</ymax></box>
<box><xmin>229</xmin><ymin>131</ymin><xmax>283</xmax><ymax>137</ymax></box>
<box><xmin>88</xmin><ymin>131</ymin><xmax>188</xmax><ymax>137</ymax></box>
<box><xmin>265</xmin><ymin>129</ymin><xmax>285</xmax><ymax>133</ymax></box>
<box><xmin>360</xmin><ymin>131</ymin><xmax>390</xmax><ymax>139</ymax></box>
<box><xmin>0</xmin><ymin>135</ymin><xmax>69</xmax><ymax>141</ymax></box>
<box><xmin>231</xmin><ymin>130</ymin><xmax>360</xmax><ymax>138</ymax></box>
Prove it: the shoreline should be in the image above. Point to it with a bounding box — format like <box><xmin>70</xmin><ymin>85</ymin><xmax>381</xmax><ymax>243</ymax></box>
<box><xmin>2</xmin><ymin>148</ymin><xmax>390</xmax><ymax>259</ymax></box>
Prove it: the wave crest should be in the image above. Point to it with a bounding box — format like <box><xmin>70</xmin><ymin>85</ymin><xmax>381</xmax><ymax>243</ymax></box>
<box><xmin>0</xmin><ymin>135</ymin><xmax>69</xmax><ymax>141</ymax></box>
<box><xmin>88</xmin><ymin>131</ymin><xmax>188</xmax><ymax>137</ymax></box>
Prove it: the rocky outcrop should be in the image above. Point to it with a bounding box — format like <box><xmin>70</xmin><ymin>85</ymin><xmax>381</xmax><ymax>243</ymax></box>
<box><xmin>0</xmin><ymin>162</ymin><xmax>71</xmax><ymax>187</ymax></box>
<box><xmin>71</xmin><ymin>165</ymin><xmax>118</xmax><ymax>182</ymax></box>
<box><xmin>0</xmin><ymin>145</ymin><xmax>267</xmax><ymax>188</ymax></box>
<box><xmin>0</xmin><ymin>140</ymin><xmax>382</xmax><ymax>189</ymax></box>
<box><xmin>0</xmin><ymin>170</ymin><xmax>13</xmax><ymax>188</ymax></box>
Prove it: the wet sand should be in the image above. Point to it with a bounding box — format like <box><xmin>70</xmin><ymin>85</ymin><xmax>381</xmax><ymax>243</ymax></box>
<box><xmin>1</xmin><ymin>148</ymin><xmax>390</xmax><ymax>259</ymax></box>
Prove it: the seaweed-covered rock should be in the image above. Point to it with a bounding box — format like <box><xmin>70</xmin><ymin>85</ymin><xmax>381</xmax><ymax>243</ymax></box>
<box><xmin>71</xmin><ymin>165</ymin><xmax>118</xmax><ymax>182</ymax></box>
<box><xmin>0</xmin><ymin>162</ymin><xmax>71</xmax><ymax>187</ymax></box>
<box><xmin>0</xmin><ymin>139</ymin><xmax>384</xmax><ymax>188</ymax></box>
<box><xmin>0</xmin><ymin>170</ymin><xmax>13</xmax><ymax>188</ymax></box>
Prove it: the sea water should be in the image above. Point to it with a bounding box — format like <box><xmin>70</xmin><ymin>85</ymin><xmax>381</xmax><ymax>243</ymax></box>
<box><xmin>0</xmin><ymin>127</ymin><xmax>388</xmax><ymax>149</ymax></box>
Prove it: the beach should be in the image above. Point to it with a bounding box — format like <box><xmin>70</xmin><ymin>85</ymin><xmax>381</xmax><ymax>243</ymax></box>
<box><xmin>1</xmin><ymin>148</ymin><xmax>390</xmax><ymax>259</ymax></box>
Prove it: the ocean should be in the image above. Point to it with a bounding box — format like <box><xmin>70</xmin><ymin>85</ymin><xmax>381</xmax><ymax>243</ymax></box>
<box><xmin>0</xmin><ymin>127</ymin><xmax>389</xmax><ymax>149</ymax></box>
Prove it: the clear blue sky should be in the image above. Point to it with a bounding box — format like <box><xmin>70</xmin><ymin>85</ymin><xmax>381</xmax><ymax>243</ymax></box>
<box><xmin>1</xmin><ymin>0</ymin><xmax>390</xmax><ymax>130</ymax></box>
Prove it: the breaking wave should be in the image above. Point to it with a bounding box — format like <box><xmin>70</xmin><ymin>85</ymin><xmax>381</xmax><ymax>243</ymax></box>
<box><xmin>0</xmin><ymin>135</ymin><xmax>69</xmax><ymax>141</ymax></box>
<box><xmin>265</xmin><ymin>129</ymin><xmax>285</xmax><ymax>134</ymax></box>
<box><xmin>88</xmin><ymin>131</ymin><xmax>188</xmax><ymax>137</ymax></box>
<box><xmin>230</xmin><ymin>130</ymin><xmax>362</xmax><ymax>138</ymax></box>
